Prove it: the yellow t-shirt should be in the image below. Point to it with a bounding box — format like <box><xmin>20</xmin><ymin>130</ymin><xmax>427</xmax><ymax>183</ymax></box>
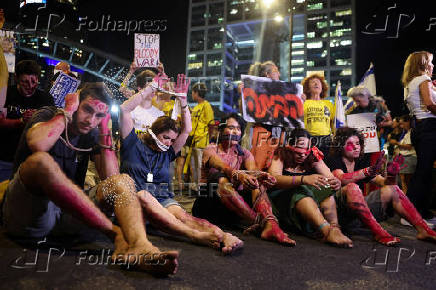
<box><xmin>190</xmin><ymin>101</ymin><xmax>214</xmax><ymax>149</ymax></box>
<box><xmin>303</xmin><ymin>99</ymin><xmax>335</xmax><ymax>136</ymax></box>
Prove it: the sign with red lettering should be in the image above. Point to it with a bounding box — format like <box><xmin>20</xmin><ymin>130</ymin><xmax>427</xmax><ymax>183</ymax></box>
<box><xmin>134</xmin><ymin>33</ymin><xmax>159</xmax><ymax>67</ymax></box>
<box><xmin>346</xmin><ymin>112</ymin><xmax>380</xmax><ymax>153</ymax></box>
<box><xmin>241</xmin><ymin>75</ymin><xmax>304</xmax><ymax>128</ymax></box>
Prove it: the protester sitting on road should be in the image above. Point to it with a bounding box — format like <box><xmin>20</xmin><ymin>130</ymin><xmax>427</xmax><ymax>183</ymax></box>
<box><xmin>267</xmin><ymin>128</ymin><xmax>353</xmax><ymax>248</ymax></box>
<box><xmin>325</xmin><ymin>127</ymin><xmax>436</xmax><ymax>246</ymax></box>
<box><xmin>119</xmin><ymin>74</ymin><xmax>243</xmax><ymax>254</ymax></box>
<box><xmin>2</xmin><ymin>83</ymin><xmax>179</xmax><ymax>275</ymax></box>
<box><xmin>192</xmin><ymin>113</ymin><xmax>296</xmax><ymax>247</ymax></box>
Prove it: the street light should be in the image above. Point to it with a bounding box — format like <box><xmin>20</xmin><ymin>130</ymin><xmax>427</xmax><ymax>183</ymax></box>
<box><xmin>262</xmin><ymin>0</ymin><xmax>275</xmax><ymax>9</ymax></box>
<box><xmin>274</xmin><ymin>15</ymin><xmax>283</xmax><ymax>22</ymax></box>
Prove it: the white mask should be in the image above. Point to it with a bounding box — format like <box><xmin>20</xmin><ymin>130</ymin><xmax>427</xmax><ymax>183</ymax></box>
<box><xmin>147</xmin><ymin>128</ymin><xmax>169</xmax><ymax>151</ymax></box>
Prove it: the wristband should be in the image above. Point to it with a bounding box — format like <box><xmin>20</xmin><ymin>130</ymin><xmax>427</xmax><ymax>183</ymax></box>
<box><xmin>363</xmin><ymin>167</ymin><xmax>371</xmax><ymax>177</ymax></box>
<box><xmin>181</xmin><ymin>104</ymin><xmax>188</xmax><ymax>109</ymax></box>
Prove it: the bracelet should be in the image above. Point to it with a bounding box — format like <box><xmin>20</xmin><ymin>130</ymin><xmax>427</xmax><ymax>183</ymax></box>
<box><xmin>291</xmin><ymin>175</ymin><xmax>295</xmax><ymax>185</ymax></box>
<box><xmin>300</xmin><ymin>175</ymin><xmax>304</xmax><ymax>185</ymax></box>
<box><xmin>120</xmin><ymin>82</ymin><xmax>126</xmax><ymax>88</ymax></box>
<box><xmin>318</xmin><ymin>221</ymin><xmax>330</xmax><ymax>231</ymax></box>
<box><xmin>181</xmin><ymin>104</ymin><xmax>188</xmax><ymax>109</ymax></box>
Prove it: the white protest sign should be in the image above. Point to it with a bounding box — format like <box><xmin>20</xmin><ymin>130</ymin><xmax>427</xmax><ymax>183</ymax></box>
<box><xmin>0</xmin><ymin>30</ymin><xmax>16</xmax><ymax>73</ymax></box>
<box><xmin>134</xmin><ymin>33</ymin><xmax>159</xmax><ymax>67</ymax></box>
<box><xmin>346</xmin><ymin>112</ymin><xmax>380</xmax><ymax>153</ymax></box>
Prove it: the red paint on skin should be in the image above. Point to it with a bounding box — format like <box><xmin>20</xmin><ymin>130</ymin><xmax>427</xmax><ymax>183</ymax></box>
<box><xmin>88</xmin><ymin>99</ymin><xmax>108</xmax><ymax>113</ymax></box>
<box><xmin>253</xmin><ymin>187</ymin><xmax>294</xmax><ymax>244</ymax></box>
<box><xmin>345</xmin><ymin>144</ymin><xmax>354</xmax><ymax>152</ymax></box>
<box><xmin>50</xmin><ymin>183</ymin><xmax>112</xmax><ymax>230</ymax></box>
<box><xmin>338</xmin><ymin>171</ymin><xmax>362</xmax><ymax>183</ymax></box>
<box><xmin>393</xmin><ymin>187</ymin><xmax>436</xmax><ymax>236</ymax></box>
<box><xmin>346</xmin><ymin>184</ymin><xmax>399</xmax><ymax>245</ymax></box>
<box><xmin>218</xmin><ymin>184</ymin><xmax>257</xmax><ymax>221</ymax></box>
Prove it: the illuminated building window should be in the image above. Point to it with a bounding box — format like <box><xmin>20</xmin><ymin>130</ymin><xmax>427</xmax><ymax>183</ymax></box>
<box><xmin>292</xmin><ymin>42</ymin><xmax>305</xmax><ymax>49</ymax></box>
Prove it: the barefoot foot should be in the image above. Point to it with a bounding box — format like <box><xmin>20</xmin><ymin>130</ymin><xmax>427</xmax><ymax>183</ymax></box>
<box><xmin>190</xmin><ymin>229</ymin><xmax>223</xmax><ymax>249</ymax></box>
<box><xmin>261</xmin><ymin>221</ymin><xmax>296</xmax><ymax>246</ymax></box>
<box><xmin>416</xmin><ymin>226</ymin><xmax>436</xmax><ymax>243</ymax></box>
<box><xmin>221</xmin><ymin>232</ymin><xmax>244</xmax><ymax>254</ymax></box>
<box><xmin>324</xmin><ymin>226</ymin><xmax>353</xmax><ymax>248</ymax></box>
<box><xmin>113</xmin><ymin>242</ymin><xmax>179</xmax><ymax>276</ymax></box>
<box><xmin>375</xmin><ymin>235</ymin><xmax>401</xmax><ymax>246</ymax></box>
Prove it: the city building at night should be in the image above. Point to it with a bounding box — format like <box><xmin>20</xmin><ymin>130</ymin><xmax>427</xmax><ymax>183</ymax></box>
<box><xmin>185</xmin><ymin>0</ymin><xmax>355</xmax><ymax>112</ymax></box>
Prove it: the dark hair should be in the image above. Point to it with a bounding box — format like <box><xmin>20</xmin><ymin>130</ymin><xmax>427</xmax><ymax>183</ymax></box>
<box><xmin>15</xmin><ymin>60</ymin><xmax>41</xmax><ymax>78</ymax></box>
<box><xmin>79</xmin><ymin>82</ymin><xmax>113</xmax><ymax>106</ymax></box>
<box><xmin>136</xmin><ymin>70</ymin><xmax>156</xmax><ymax>89</ymax></box>
<box><xmin>192</xmin><ymin>82</ymin><xmax>207</xmax><ymax>99</ymax></box>
<box><xmin>399</xmin><ymin>114</ymin><xmax>411</xmax><ymax>122</ymax></box>
<box><xmin>287</xmin><ymin>128</ymin><xmax>312</xmax><ymax>147</ymax></box>
<box><xmin>332</xmin><ymin>127</ymin><xmax>365</xmax><ymax>158</ymax></box>
<box><xmin>274</xmin><ymin>128</ymin><xmax>311</xmax><ymax>169</ymax></box>
<box><xmin>151</xmin><ymin>116</ymin><xmax>180</xmax><ymax>135</ymax></box>
<box><xmin>219</xmin><ymin>113</ymin><xmax>245</xmax><ymax>134</ymax></box>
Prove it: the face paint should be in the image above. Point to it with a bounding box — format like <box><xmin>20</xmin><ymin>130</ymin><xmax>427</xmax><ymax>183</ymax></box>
<box><xmin>286</xmin><ymin>145</ymin><xmax>311</xmax><ymax>155</ymax></box>
<box><xmin>345</xmin><ymin>143</ymin><xmax>354</xmax><ymax>152</ymax></box>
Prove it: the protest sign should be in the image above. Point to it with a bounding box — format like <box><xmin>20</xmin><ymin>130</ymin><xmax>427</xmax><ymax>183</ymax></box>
<box><xmin>241</xmin><ymin>74</ymin><xmax>304</xmax><ymax>128</ymax></box>
<box><xmin>49</xmin><ymin>72</ymin><xmax>81</xmax><ymax>108</ymax></box>
<box><xmin>346</xmin><ymin>112</ymin><xmax>380</xmax><ymax>153</ymax></box>
<box><xmin>134</xmin><ymin>33</ymin><xmax>159</xmax><ymax>67</ymax></box>
<box><xmin>0</xmin><ymin>30</ymin><xmax>16</xmax><ymax>73</ymax></box>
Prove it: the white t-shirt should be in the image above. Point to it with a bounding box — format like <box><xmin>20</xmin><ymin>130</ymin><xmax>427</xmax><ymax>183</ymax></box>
<box><xmin>404</xmin><ymin>75</ymin><xmax>436</xmax><ymax>120</ymax></box>
<box><xmin>130</xmin><ymin>105</ymin><xmax>164</xmax><ymax>131</ymax></box>
<box><xmin>397</xmin><ymin>130</ymin><xmax>416</xmax><ymax>157</ymax></box>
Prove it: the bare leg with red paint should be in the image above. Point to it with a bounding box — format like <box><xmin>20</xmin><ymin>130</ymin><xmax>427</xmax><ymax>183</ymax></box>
<box><xmin>389</xmin><ymin>185</ymin><xmax>436</xmax><ymax>243</ymax></box>
<box><xmin>167</xmin><ymin>205</ymin><xmax>244</xmax><ymax>254</ymax></box>
<box><xmin>341</xmin><ymin>183</ymin><xmax>400</xmax><ymax>246</ymax></box>
<box><xmin>217</xmin><ymin>178</ymin><xmax>295</xmax><ymax>246</ymax></box>
<box><xmin>136</xmin><ymin>189</ymin><xmax>242</xmax><ymax>253</ymax></box>
<box><xmin>296</xmin><ymin>197</ymin><xmax>353</xmax><ymax>247</ymax></box>
<box><xmin>252</xmin><ymin>187</ymin><xmax>296</xmax><ymax>246</ymax></box>
<box><xmin>20</xmin><ymin>152</ymin><xmax>178</xmax><ymax>275</ymax></box>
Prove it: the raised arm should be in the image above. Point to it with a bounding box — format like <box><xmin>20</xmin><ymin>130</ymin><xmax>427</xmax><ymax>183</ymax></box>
<box><xmin>93</xmin><ymin>113</ymin><xmax>119</xmax><ymax>180</ymax></box>
<box><xmin>26</xmin><ymin>93</ymin><xmax>78</xmax><ymax>152</ymax></box>
<box><xmin>0</xmin><ymin>10</ymin><xmax>9</xmax><ymax>118</ymax></box>
<box><xmin>172</xmin><ymin>74</ymin><xmax>191</xmax><ymax>153</ymax></box>
<box><xmin>119</xmin><ymin>62</ymin><xmax>137</xmax><ymax>99</ymax></box>
<box><xmin>119</xmin><ymin>82</ymin><xmax>156</xmax><ymax>139</ymax></box>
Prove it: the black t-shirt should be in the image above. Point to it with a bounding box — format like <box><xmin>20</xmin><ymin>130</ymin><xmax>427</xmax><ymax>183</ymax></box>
<box><xmin>324</xmin><ymin>154</ymin><xmax>372</xmax><ymax>191</ymax></box>
<box><xmin>0</xmin><ymin>86</ymin><xmax>54</xmax><ymax>162</ymax></box>
<box><xmin>13</xmin><ymin>107</ymin><xmax>99</xmax><ymax>188</ymax></box>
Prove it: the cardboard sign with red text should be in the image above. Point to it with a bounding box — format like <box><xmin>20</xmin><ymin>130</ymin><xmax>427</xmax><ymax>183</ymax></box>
<box><xmin>134</xmin><ymin>33</ymin><xmax>159</xmax><ymax>67</ymax></box>
<box><xmin>346</xmin><ymin>112</ymin><xmax>380</xmax><ymax>153</ymax></box>
<box><xmin>241</xmin><ymin>74</ymin><xmax>304</xmax><ymax>128</ymax></box>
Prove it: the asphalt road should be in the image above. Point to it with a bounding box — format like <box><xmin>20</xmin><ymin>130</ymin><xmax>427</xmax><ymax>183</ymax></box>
<box><xmin>0</xmin><ymin>217</ymin><xmax>435</xmax><ymax>290</ymax></box>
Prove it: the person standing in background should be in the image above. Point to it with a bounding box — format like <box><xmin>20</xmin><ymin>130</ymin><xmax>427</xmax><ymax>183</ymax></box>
<box><xmin>402</xmin><ymin>51</ymin><xmax>436</xmax><ymax>224</ymax></box>
<box><xmin>185</xmin><ymin>82</ymin><xmax>214</xmax><ymax>191</ymax></box>
<box><xmin>301</xmin><ymin>74</ymin><xmax>334</xmax><ymax>156</ymax></box>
